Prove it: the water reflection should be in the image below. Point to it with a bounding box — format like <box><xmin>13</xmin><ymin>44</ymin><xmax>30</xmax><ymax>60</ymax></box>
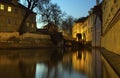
<box><xmin>0</xmin><ymin>48</ymin><xmax>118</xmax><ymax>78</ymax></box>
<box><xmin>92</xmin><ymin>48</ymin><xmax>102</xmax><ymax>78</ymax></box>
<box><xmin>35</xmin><ymin>48</ymin><xmax>91</xmax><ymax>78</ymax></box>
<box><xmin>72</xmin><ymin>48</ymin><xmax>94</xmax><ymax>78</ymax></box>
<box><xmin>0</xmin><ymin>49</ymin><xmax>54</xmax><ymax>78</ymax></box>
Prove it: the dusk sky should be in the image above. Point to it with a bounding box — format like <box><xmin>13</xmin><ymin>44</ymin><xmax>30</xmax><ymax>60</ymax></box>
<box><xmin>51</xmin><ymin>0</ymin><xmax>102</xmax><ymax>18</ymax></box>
<box><xmin>20</xmin><ymin>0</ymin><xmax>102</xmax><ymax>28</ymax></box>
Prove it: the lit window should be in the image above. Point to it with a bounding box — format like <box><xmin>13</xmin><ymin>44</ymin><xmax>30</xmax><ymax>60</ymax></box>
<box><xmin>0</xmin><ymin>4</ymin><xmax>4</xmax><ymax>10</ymax></box>
<box><xmin>8</xmin><ymin>6</ymin><xmax>12</xmax><ymax>12</ymax></box>
<box><xmin>26</xmin><ymin>22</ymin><xmax>29</xmax><ymax>27</ymax></box>
<box><xmin>32</xmin><ymin>24</ymin><xmax>34</xmax><ymax>28</ymax></box>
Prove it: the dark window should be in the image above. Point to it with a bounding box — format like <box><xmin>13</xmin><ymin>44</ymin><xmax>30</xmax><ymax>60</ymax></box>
<box><xmin>14</xmin><ymin>8</ymin><xmax>18</xmax><ymax>13</ymax></box>
<box><xmin>111</xmin><ymin>7</ymin><xmax>113</xmax><ymax>12</ymax></box>
<box><xmin>13</xmin><ymin>19</ymin><xmax>17</xmax><ymax>25</ymax></box>
<box><xmin>114</xmin><ymin>0</ymin><xmax>117</xmax><ymax>3</ymax></box>
<box><xmin>7</xmin><ymin>18</ymin><xmax>11</xmax><ymax>24</ymax></box>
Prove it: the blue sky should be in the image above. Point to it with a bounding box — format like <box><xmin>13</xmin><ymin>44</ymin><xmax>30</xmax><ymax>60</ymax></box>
<box><xmin>51</xmin><ymin>0</ymin><xmax>102</xmax><ymax>18</ymax></box>
<box><xmin>20</xmin><ymin>0</ymin><xmax>102</xmax><ymax>28</ymax></box>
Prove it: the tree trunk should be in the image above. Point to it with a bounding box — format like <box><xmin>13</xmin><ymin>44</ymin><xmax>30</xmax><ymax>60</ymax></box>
<box><xmin>18</xmin><ymin>10</ymin><xmax>31</xmax><ymax>35</ymax></box>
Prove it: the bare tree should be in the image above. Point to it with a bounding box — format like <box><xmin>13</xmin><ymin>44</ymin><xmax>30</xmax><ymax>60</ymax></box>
<box><xmin>50</xmin><ymin>3</ymin><xmax>62</xmax><ymax>26</ymax></box>
<box><xmin>61</xmin><ymin>16</ymin><xmax>74</xmax><ymax>35</ymax></box>
<box><xmin>37</xmin><ymin>0</ymin><xmax>51</xmax><ymax>24</ymax></box>
<box><xmin>18</xmin><ymin>0</ymin><xmax>39</xmax><ymax>35</ymax></box>
<box><xmin>37</xmin><ymin>1</ymin><xmax>63</xmax><ymax>31</ymax></box>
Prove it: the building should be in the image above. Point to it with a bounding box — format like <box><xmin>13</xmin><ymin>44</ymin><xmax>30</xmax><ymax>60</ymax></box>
<box><xmin>101</xmin><ymin>0</ymin><xmax>120</xmax><ymax>55</ymax></box>
<box><xmin>72</xmin><ymin>22</ymin><xmax>82</xmax><ymax>40</ymax></box>
<box><xmin>72</xmin><ymin>17</ymin><xmax>86</xmax><ymax>41</ymax></box>
<box><xmin>72</xmin><ymin>16</ymin><xmax>92</xmax><ymax>45</ymax></box>
<box><xmin>90</xmin><ymin>4</ymin><xmax>102</xmax><ymax>47</ymax></box>
<box><xmin>82</xmin><ymin>16</ymin><xmax>92</xmax><ymax>45</ymax></box>
<box><xmin>0</xmin><ymin>0</ymin><xmax>36</xmax><ymax>33</ymax></box>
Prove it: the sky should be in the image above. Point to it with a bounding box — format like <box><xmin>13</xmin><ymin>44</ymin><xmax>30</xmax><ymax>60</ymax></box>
<box><xmin>20</xmin><ymin>0</ymin><xmax>102</xmax><ymax>28</ymax></box>
<box><xmin>51</xmin><ymin>0</ymin><xmax>101</xmax><ymax>19</ymax></box>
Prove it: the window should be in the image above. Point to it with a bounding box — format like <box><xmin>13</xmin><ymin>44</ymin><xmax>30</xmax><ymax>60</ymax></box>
<box><xmin>8</xmin><ymin>6</ymin><xmax>12</xmax><ymax>12</ymax></box>
<box><xmin>13</xmin><ymin>19</ymin><xmax>17</xmax><ymax>25</ymax></box>
<box><xmin>26</xmin><ymin>22</ymin><xmax>29</xmax><ymax>27</ymax></box>
<box><xmin>114</xmin><ymin>0</ymin><xmax>117</xmax><ymax>3</ymax></box>
<box><xmin>7</xmin><ymin>18</ymin><xmax>11</xmax><ymax>24</ymax></box>
<box><xmin>111</xmin><ymin>7</ymin><xmax>113</xmax><ymax>12</ymax></box>
<box><xmin>14</xmin><ymin>8</ymin><xmax>18</xmax><ymax>13</ymax></box>
<box><xmin>31</xmin><ymin>24</ymin><xmax>34</xmax><ymax>28</ymax></box>
<box><xmin>0</xmin><ymin>4</ymin><xmax>4</xmax><ymax>10</ymax></box>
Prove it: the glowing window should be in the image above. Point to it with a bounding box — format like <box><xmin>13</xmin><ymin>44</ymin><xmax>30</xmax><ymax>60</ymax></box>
<box><xmin>32</xmin><ymin>24</ymin><xmax>34</xmax><ymax>28</ymax></box>
<box><xmin>8</xmin><ymin>6</ymin><xmax>12</xmax><ymax>12</ymax></box>
<box><xmin>26</xmin><ymin>22</ymin><xmax>29</xmax><ymax>27</ymax></box>
<box><xmin>0</xmin><ymin>4</ymin><xmax>4</xmax><ymax>10</ymax></box>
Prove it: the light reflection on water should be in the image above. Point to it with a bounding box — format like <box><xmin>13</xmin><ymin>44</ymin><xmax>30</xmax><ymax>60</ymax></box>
<box><xmin>35</xmin><ymin>63</ymin><xmax>47</xmax><ymax>78</ymax></box>
<box><xmin>0</xmin><ymin>48</ymin><xmax>118</xmax><ymax>78</ymax></box>
<box><xmin>35</xmin><ymin>62</ymin><xmax>87</xmax><ymax>78</ymax></box>
<box><xmin>35</xmin><ymin>48</ymin><xmax>92</xmax><ymax>78</ymax></box>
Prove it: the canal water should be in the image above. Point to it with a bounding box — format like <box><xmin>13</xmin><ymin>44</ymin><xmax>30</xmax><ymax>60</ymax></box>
<box><xmin>0</xmin><ymin>48</ymin><xmax>118</xmax><ymax>78</ymax></box>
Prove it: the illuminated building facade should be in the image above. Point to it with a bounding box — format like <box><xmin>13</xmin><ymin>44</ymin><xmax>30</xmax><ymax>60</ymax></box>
<box><xmin>72</xmin><ymin>17</ymin><xmax>86</xmax><ymax>41</ymax></box>
<box><xmin>101</xmin><ymin>0</ymin><xmax>120</xmax><ymax>55</ymax></box>
<box><xmin>72</xmin><ymin>22</ymin><xmax>83</xmax><ymax>40</ymax></box>
<box><xmin>82</xmin><ymin>16</ymin><xmax>92</xmax><ymax>44</ymax></box>
<box><xmin>72</xmin><ymin>16</ymin><xmax>92</xmax><ymax>45</ymax></box>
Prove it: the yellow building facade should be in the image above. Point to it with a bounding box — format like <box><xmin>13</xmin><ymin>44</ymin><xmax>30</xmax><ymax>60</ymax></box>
<box><xmin>0</xmin><ymin>1</ymin><xmax>36</xmax><ymax>32</ymax></box>
<box><xmin>82</xmin><ymin>16</ymin><xmax>92</xmax><ymax>43</ymax></box>
<box><xmin>101</xmin><ymin>0</ymin><xmax>120</xmax><ymax>54</ymax></box>
<box><xmin>72</xmin><ymin>16</ymin><xmax>92</xmax><ymax>44</ymax></box>
<box><xmin>72</xmin><ymin>22</ymin><xmax>83</xmax><ymax>41</ymax></box>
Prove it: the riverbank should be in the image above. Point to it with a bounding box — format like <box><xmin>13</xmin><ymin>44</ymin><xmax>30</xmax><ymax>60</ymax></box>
<box><xmin>0</xmin><ymin>39</ymin><xmax>55</xmax><ymax>49</ymax></box>
<box><xmin>0</xmin><ymin>32</ymin><xmax>56</xmax><ymax>49</ymax></box>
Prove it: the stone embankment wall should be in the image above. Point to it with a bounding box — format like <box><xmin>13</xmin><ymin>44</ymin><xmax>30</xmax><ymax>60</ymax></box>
<box><xmin>0</xmin><ymin>32</ymin><xmax>19</xmax><ymax>41</ymax></box>
<box><xmin>0</xmin><ymin>32</ymin><xmax>55</xmax><ymax>48</ymax></box>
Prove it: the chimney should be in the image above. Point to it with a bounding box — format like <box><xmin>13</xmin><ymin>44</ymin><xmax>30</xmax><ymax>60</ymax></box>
<box><xmin>96</xmin><ymin>0</ymin><xmax>100</xmax><ymax>5</ymax></box>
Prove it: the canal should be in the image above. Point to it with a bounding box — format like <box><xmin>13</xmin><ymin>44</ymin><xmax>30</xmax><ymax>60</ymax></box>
<box><xmin>0</xmin><ymin>47</ymin><xmax>118</xmax><ymax>78</ymax></box>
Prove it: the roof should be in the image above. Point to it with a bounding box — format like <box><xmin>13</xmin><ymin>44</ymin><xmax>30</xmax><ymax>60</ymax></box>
<box><xmin>92</xmin><ymin>3</ymin><xmax>102</xmax><ymax>21</ymax></box>
<box><xmin>74</xmin><ymin>17</ymin><xmax>88</xmax><ymax>23</ymax></box>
